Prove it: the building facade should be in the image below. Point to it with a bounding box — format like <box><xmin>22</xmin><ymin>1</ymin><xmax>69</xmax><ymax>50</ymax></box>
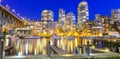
<box><xmin>41</xmin><ymin>10</ymin><xmax>54</xmax><ymax>22</ymax></box>
<box><xmin>77</xmin><ymin>0</ymin><xmax>89</xmax><ymax>30</ymax></box>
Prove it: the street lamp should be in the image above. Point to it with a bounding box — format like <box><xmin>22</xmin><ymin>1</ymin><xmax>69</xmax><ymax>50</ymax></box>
<box><xmin>0</xmin><ymin>28</ymin><xmax>8</xmax><ymax>59</ymax></box>
<box><xmin>12</xmin><ymin>9</ymin><xmax>16</xmax><ymax>14</ymax></box>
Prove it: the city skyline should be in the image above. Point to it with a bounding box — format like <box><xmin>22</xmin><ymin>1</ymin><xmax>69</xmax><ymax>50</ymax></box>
<box><xmin>1</xmin><ymin>0</ymin><xmax>120</xmax><ymax>21</ymax></box>
<box><xmin>0</xmin><ymin>0</ymin><xmax>120</xmax><ymax>58</ymax></box>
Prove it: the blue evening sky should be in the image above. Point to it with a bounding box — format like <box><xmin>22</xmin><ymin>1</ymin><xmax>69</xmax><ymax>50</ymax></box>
<box><xmin>1</xmin><ymin>0</ymin><xmax>120</xmax><ymax>21</ymax></box>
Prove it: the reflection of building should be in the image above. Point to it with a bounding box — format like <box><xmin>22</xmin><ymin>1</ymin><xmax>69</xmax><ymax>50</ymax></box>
<box><xmin>78</xmin><ymin>0</ymin><xmax>89</xmax><ymax>30</ymax></box>
<box><xmin>41</xmin><ymin>10</ymin><xmax>54</xmax><ymax>21</ymax></box>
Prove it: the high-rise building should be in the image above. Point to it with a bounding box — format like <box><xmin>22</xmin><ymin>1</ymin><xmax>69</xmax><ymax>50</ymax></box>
<box><xmin>95</xmin><ymin>14</ymin><xmax>102</xmax><ymax>26</ymax></box>
<box><xmin>62</xmin><ymin>12</ymin><xmax>76</xmax><ymax>32</ymax></box>
<box><xmin>101</xmin><ymin>15</ymin><xmax>111</xmax><ymax>35</ymax></box>
<box><xmin>78</xmin><ymin>0</ymin><xmax>89</xmax><ymax>23</ymax></box>
<box><xmin>111</xmin><ymin>9</ymin><xmax>120</xmax><ymax>21</ymax></box>
<box><xmin>95</xmin><ymin>14</ymin><xmax>101</xmax><ymax>20</ymax></box>
<box><xmin>41</xmin><ymin>10</ymin><xmax>55</xmax><ymax>35</ymax></box>
<box><xmin>59</xmin><ymin>9</ymin><xmax>66</xmax><ymax>25</ymax></box>
<box><xmin>41</xmin><ymin>10</ymin><xmax>54</xmax><ymax>21</ymax></box>
<box><xmin>77</xmin><ymin>0</ymin><xmax>89</xmax><ymax>30</ymax></box>
<box><xmin>117</xmin><ymin>21</ymin><xmax>120</xmax><ymax>29</ymax></box>
<box><xmin>111</xmin><ymin>9</ymin><xmax>120</xmax><ymax>33</ymax></box>
<box><xmin>66</xmin><ymin>12</ymin><xmax>76</xmax><ymax>26</ymax></box>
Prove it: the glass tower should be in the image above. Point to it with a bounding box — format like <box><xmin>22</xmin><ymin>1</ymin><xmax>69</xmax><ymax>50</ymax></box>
<box><xmin>66</xmin><ymin>12</ymin><xmax>76</xmax><ymax>26</ymax></box>
<box><xmin>77</xmin><ymin>0</ymin><xmax>89</xmax><ymax>30</ymax></box>
<box><xmin>111</xmin><ymin>9</ymin><xmax>120</xmax><ymax>21</ymax></box>
<box><xmin>59</xmin><ymin>9</ymin><xmax>66</xmax><ymax>25</ymax></box>
<box><xmin>41</xmin><ymin>10</ymin><xmax>54</xmax><ymax>21</ymax></box>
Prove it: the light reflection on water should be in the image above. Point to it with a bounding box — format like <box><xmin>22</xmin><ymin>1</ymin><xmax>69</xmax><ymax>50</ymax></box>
<box><xmin>16</xmin><ymin>37</ymin><xmax>49</xmax><ymax>56</ymax></box>
<box><xmin>4</xmin><ymin>37</ymin><xmax>92</xmax><ymax>56</ymax></box>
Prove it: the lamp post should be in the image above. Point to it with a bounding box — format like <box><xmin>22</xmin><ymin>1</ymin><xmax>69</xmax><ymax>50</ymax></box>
<box><xmin>0</xmin><ymin>34</ymin><xmax>3</xmax><ymax>59</ymax></box>
<box><xmin>0</xmin><ymin>28</ymin><xmax>8</xmax><ymax>59</ymax></box>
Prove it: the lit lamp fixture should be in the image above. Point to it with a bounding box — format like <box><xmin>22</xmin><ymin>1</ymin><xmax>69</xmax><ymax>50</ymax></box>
<box><xmin>12</xmin><ymin>9</ymin><xmax>16</xmax><ymax>13</ymax></box>
<box><xmin>5</xmin><ymin>4</ymin><xmax>10</xmax><ymax>10</ymax></box>
<box><xmin>59</xmin><ymin>32</ymin><xmax>64</xmax><ymax>37</ymax></box>
<box><xmin>73</xmin><ymin>31</ymin><xmax>79</xmax><ymax>37</ymax></box>
<box><xmin>67</xmin><ymin>31</ymin><xmax>73</xmax><ymax>36</ymax></box>
<box><xmin>17</xmin><ymin>13</ymin><xmax>20</xmax><ymax>16</ymax></box>
<box><xmin>2</xmin><ymin>28</ymin><xmax>8</xmax><ymax>34</ymax></box>
<box><xmin>40</xmin><ymin>31</ymin><xmax>51</xmax><ymax>37</ymax></box>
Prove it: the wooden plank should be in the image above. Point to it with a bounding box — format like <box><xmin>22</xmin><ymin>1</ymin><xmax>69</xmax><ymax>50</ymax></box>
<box><xmin>51</xmin><ymin>46</ymin><xmax>69</xmax><ymax>54</ymax></box>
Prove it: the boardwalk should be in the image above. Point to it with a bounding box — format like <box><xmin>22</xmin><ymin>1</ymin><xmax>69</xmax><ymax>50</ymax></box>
<box><xmin>51</xmin><ymin>46</ymin><xmax>69</xmax><ymax>54</ymax></box>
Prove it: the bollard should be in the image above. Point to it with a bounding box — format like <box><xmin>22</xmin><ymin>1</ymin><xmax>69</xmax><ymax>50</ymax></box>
<box><xmin>75</xmin><ymin>47</ymin><xmax>79</xmax><ymax>54</ymax></box>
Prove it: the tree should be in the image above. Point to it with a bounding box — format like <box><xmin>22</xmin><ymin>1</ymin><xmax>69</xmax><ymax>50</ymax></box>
<box><xmin>111</xmin><ymin>22</ymin><xmax>120</xmax><ymax>34</ymax></box>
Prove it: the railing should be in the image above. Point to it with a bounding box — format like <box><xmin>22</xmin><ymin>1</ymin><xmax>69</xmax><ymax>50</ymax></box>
<box><xmin>0</xmin><ymin>5</ymin><xmax>22</xmax><ymax>22</ymax></box>
<box><xmin>3</xmin><ymin>53</ymin><xmax>120</xmax><ymax>59</ymax></box>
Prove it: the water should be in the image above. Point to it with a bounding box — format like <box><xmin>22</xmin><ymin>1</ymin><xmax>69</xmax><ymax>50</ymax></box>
<box><xmin>4</xmin><ymin>36</ymin><xmax>93</xmax><ymax>56</ymax></box>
